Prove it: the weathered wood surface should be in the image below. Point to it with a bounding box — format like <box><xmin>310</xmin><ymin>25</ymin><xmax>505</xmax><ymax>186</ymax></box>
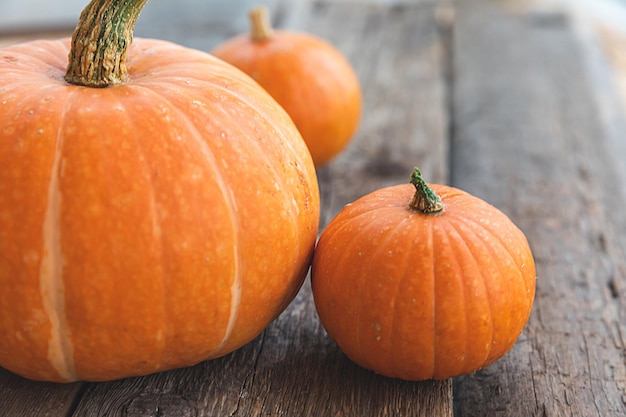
<box><xmin>2</xmin><ymin>0</ymin><xmax>626</xmax><ymax>416</ymax></box>
<box><xmin>450</xmin><ymin>1</ymin><xmax>626</xmax><ymax>416</ymax></box>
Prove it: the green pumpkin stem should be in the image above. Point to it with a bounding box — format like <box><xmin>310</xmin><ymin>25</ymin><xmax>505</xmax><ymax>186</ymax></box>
<box><xmin>249</xmin><ymin>6</ymin><xmax>274</xmax><ymax>42</ymax></box>
<box><xmin>65</xmin><ymin>0</ymin><xmax>149</xmax><ymax>87</ymax></box>
<box><xmin>408</xmin><ymin>168</ymin><xmax>444</xmax><ymax>214</ymax></box>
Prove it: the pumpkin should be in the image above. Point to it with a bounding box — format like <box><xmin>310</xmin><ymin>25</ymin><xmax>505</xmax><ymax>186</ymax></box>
<box><xmin>311</xmin><ymin>168</ymin><xmax>535</xmax><ymax>380</ymax></box>
<box><xmin>212</xmin><ymin>7</ymin><xmax>362</xmax><ymax>167</ymax></box>
<box><xmin>0</xmin><ymin>0</ymin><xmax>319</xmax><ymax>383</ymax></box>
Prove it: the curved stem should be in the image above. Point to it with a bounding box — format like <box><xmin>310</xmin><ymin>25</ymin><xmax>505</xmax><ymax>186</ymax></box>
<box><xmin>248</xmin><ymin>6</ymin><xmax>274</xmax><ymax>42</ymax></box>
<box><xmin>65</xmin><ymin>0</ymin><xmax>149</xmax><ymax>88</ymax></box>
<box><xmin>408</xmin><ymin>168</ymin><xmax>444</xmax><ymax>214</ymax></box>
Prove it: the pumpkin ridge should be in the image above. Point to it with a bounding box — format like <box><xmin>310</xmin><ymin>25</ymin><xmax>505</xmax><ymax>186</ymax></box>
<box><xmin>318</xmin><ymin>208</ymin><xmax>378</xmax><ymax>245</ymax></box>
<box><xmin>39</xmin><ymin>89</ymin><xmax>78</xmax><ymax>382</ymax></box>
<box><xmin>444</xmin><ymin>217</ymin><xmax>494</xmax><ymax>372</ymax></box>
<box><xmin>110</xmin><ymin>91</ymin><xmax>169</xmax><ymax>368</ymax></box>
<box><xmin>326</xmin><ymin>204</ymin><xmax>409</xmax><ymax>241</ymax></box>
<box><xmin>384</xmin><ymin>217</ymin><xmax>415</xmax><ymax>377</ymax></box>
<box><xmin>140</xmin><ymin>75</ymin><xmax>310</xmax><ymax>224</ymax></box>
<box><xmin>139</xmin><ymin>85</ymin><xmax>244</xmax><ymax>356</ymax></box>
<box><xmin>431</xmin><ymin>223</ymin><xmax>468</xmax><ymax>378</ymax></box>
<box><xmin>428</xmin><ymin>219</ymin><xmax>437</xmax><ymax>379</ymax></box>
<box><xmin>457</xmin><ymin>212</ymin><xmax>521</xmax><ymax>266</ymax></box>
<box><xmin>453</xmin><ymin>214</ymin><xmax>532</xmax><ymax>361</ymax></box>
<box><xmin>354</xmin><ymin>214</ymin><xmax>406</xmax><ymax>371</ymax></box>
<box><xmin>173</xmin><ymin>77</ymin><xmax>316</xmax><ymax>302</ymax></box>
<box><xmin>458</xmin><ymin>212</ymin><xmax>533</xmax><ymax>307</ymax></box>
<box><xmin>353</xmin><ymin>237</ymin><xmax>367</xmax><ymax>368</ymax></box>
<box><xmin>325</xmin><ymin>210</ymin><xmax>381</xmax><ymax>368</ymax></box>
<box><xmin>166</xmin><ymin>81</ymin><xmax>311</xmax><ymax>354</ymax></box>
<box><xmin>168</xmin><ymin>75</ymin><xmax>309</xmax><ymax>176</ymax></box>
<box><xmin>431</xmin><ymin>221</ymin><xmax>444</xmax><ymax>378</ymax></box>
<box><xmin>312</xmin><ymin>212</ymin><xmax>368</xmax><ymax>361</ymax></box>
<box><xmin>201</xmin><ymin>85</ymin><xmax>303</xmax><ymax>221</ymax></box>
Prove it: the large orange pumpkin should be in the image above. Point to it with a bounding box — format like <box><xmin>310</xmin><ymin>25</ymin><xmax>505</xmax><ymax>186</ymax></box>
<box><xmin>0</xmin><ymin>0</ymin><xmax>319</xmax><ymax>382</ymax></box>
<box><xmin>212</xmin><ymin>7</ymin><xmax>362</xmax><ymax>167</ymax></box>
<box><xmin>311</xmin><ymin>169</ymin><xmax>535</xmax><ymax>380</ymax></box>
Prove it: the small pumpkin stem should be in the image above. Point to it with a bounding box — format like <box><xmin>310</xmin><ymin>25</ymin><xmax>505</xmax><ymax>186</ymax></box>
<box><xmin>65</xmin><ymin>0</ymin><xmax>149</xmax><ymax>88</ymax></box>
<box><xmin>248</xmin><ymin>6</ymin><xmax>274</xmax><ymax>42</ymax></box>
<box><xmin>408</xmin><ymin>168</ymin><xmax>444</xmax><ymax>214</ymax></box>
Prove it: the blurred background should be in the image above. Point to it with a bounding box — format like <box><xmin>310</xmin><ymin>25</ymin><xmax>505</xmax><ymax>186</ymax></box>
<box><xmin>0</xmin><ymin>0</ymin><xmax>625</xmax><ymax>98</ymax></box>
<box><xmin>0</xmin><ymin>0</ymin><xmax>286</xmax><ymax>50</ymax></box>
<box><xmin>3</xmin><ymin>1</ymin><xmax>626</xmax><ymax>32</ymax></box>
<box><xmin>1</xmin><ymin>0</ymin><xmax>626</xmax><ymax>46</ymax></box>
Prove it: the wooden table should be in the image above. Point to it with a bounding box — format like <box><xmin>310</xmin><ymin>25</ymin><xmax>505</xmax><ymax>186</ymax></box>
<box><xmin>2</xmin><ymin>0</ymin><xmax>626</xmax><ymax>415</ymax></box>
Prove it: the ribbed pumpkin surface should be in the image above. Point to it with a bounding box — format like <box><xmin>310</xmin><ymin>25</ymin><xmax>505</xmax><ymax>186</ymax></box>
<box><xmin>311</xmin><ymin>183</ymin><xmax>535</xmax><ymax>380</ymax></box>
<box><xmin>0</xmin><ymin>38</ymin><xmax>319</xmax><ymax>382</ymax></box>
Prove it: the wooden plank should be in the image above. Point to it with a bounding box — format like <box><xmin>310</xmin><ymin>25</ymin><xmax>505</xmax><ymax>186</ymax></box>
<box><xmin>449</xmin><ymin>1</ymin><xmax>626</xmax><ymax>416</ymax></box>
<box><xmin>588</xmin><ymin>24</ymin><xmax>626</xmax><ymax>193</ymax></box>
<box><xmin>68</xmin><ymin>2</ymin><xmax>453</xmax><ymax>416</ymax></box>
<box><xmin>0</xmin><ymin>368</ymin><xmax>83</xmax><ymax>417</ymax></box>
<box><xmin>314</xmin><ymin>0</ymin><xmax>451</xmax><ymax>226</ymax></box>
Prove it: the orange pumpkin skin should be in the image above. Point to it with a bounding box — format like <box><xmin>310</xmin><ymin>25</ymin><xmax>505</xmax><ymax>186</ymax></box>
<box><xmin>0</xmin><ymin>38</ymin><xmax>319</xmax><ymax>382</ymax></box>
<box><xmin>212</xmin><ymin>30</ymin><xmax>362</xmax><ymax>167</ymax></box>
<box><xmin>311</xmin><ymin>183</ymin><xmax>535</xmax><ymax>380</ymax></box>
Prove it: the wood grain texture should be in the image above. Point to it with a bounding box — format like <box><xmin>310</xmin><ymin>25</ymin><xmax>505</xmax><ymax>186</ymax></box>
<box><xmin>0</xmin><ymin>368</ymin><xmax>83</xmax><ymax>417</ymax></box>
<box><xmin>315</xmin><ymin>1</ymin><xmax>451</xmax><ymax>227</ymax></box>
<box><xmin>449</xmin><ymin>1</ymin><xmax>626</xmax><ymax>416</ymax></box>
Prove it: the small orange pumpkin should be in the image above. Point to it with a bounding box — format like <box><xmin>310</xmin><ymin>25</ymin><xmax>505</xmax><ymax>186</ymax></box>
<box><xmin>212</xmin><ymin>7</ymin><xmax>362</xmax><ymax>167</ymax></box>
<box><xmin>0</xmin><ymin>0</ymin><xmax>319</xmax><ymax>382</ymax></box>
<box><xmin>311</xmin><ymin>168</ymin><xmax>535</xmax><ymax>380</ymax></box>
